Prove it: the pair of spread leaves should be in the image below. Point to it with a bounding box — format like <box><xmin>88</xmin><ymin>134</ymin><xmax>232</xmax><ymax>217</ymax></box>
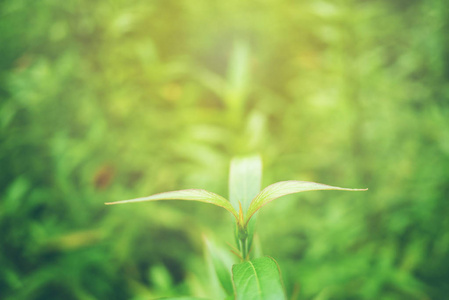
<box><xmin>105</xmin><ymin>180</ymin><xmax>366</xmax><ymax>228</ymax></box>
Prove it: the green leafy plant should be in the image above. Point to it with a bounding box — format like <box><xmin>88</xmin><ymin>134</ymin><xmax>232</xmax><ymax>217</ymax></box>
<box><xmin>106</xmin><ymin>155</ymin><xmax>366</xmax><ymax>299</ymax></box>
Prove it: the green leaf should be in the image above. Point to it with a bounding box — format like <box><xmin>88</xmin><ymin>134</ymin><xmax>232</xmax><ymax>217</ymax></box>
<box><xmin>156</xmin><ymin>297</ymin><xmax>211</xmax><ymax>300</ymax></box>
<box><xmin>229</xmin><ymin>154</ymin><xmax>262</xmax><ymax>255</ymax></box>
<box><xmin>229</xmin><ymin>154</ymin><xmax>262</xmax><ymax>213</ymax></box>
<box><xmin>105</xmin><ymin>189</ymin><xmax>238</xmax><ymax>220</ymax></box>
<box><xmin>225</xmin><ymin>40</ymin><xmax>250</xmax><ymax>114</ymax></box>
<box><xmin>232</xmin><ymin>256</ymin><xmax>286</xmax><ymax>300</ymax></box>
<box><xmin>204</xmin><ymin>236</ymin><xmax>235</xmax><ymax>296</ymax></box>
<box><xmin>246</xmin><ymin>180</ymin><xmax>367</xmax><ymax>224</ymax></box>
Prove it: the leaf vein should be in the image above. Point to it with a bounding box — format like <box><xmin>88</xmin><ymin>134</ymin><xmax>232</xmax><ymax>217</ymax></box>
<box><xmin>248</xmin><ymin>261</ymin><xmax>262</xmax><ymax>298</ymax></box>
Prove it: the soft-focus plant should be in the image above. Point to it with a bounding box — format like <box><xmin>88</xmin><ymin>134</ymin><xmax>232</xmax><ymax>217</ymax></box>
<box><xmin>106</xmin><ymin>155</ymin><xmax>366</xmax><ymax>299</ymax></box>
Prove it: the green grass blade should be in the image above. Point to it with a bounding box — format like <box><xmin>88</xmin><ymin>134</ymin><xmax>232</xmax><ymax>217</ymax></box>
<box><xmin>232</xmin><ymin>256</ymin><xmax>286</xmax><ymax>300</ymax></box>
<box><xmin>105</xmin><ymin>189</ymin><xmax>238</xmax><ymax>220</ymax></box>
<box><xmin>225</xmin><ymin>40</ymin><xmax>250</xmax><ymax>115</ymax></box>
<box><xmin>204</xmin><ymin>236</ymin><xmax>235</xmax><ymax>296</ymax></box>
<box><xmin>246</xmin><ymin>181</ymin><xmax>367</xmax><ymax>224</ymax></box>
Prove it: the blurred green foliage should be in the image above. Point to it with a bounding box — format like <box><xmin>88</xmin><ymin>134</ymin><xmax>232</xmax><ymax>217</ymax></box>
<box><xmin>1</xmin><ymin>0</ymin><xmax>449</xmax><ymax>299</ymax></box>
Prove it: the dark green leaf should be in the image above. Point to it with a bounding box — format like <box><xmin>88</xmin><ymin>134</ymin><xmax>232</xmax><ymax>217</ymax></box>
<box><xmin>157</xmin><ymin>297</ymin><xmax>211</xmax><ymax>300</ymax></box>
<box><xmin>232</xmin><ymin>256</ymin><xmax>286</xmax><ymax>300</ymax></box>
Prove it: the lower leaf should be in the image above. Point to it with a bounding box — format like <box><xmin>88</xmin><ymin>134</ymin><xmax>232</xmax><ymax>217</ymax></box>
<box><xmin>232</xmin><ymin>256</ymin><xmax>286</xmax><ymax>300</ymax></box>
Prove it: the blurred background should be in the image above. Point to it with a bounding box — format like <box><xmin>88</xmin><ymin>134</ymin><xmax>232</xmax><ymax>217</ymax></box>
<box><xmin>1</xmin><ymin>0</ymin><xmax>449</xmax><ymax>299</ymax></box>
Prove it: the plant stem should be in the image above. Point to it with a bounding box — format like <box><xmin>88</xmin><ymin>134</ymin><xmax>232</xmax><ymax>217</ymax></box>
<box><xmin>240</xmin><ymin>237</ymin><xmax>248</xmax><ymax>260</ymax></box>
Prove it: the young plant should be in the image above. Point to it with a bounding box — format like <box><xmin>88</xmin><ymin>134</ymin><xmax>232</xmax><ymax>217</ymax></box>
<box><xmin>106</xmin><ymin>155</ymin><xmax>366</xmax><ymax>299</ymax></box>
